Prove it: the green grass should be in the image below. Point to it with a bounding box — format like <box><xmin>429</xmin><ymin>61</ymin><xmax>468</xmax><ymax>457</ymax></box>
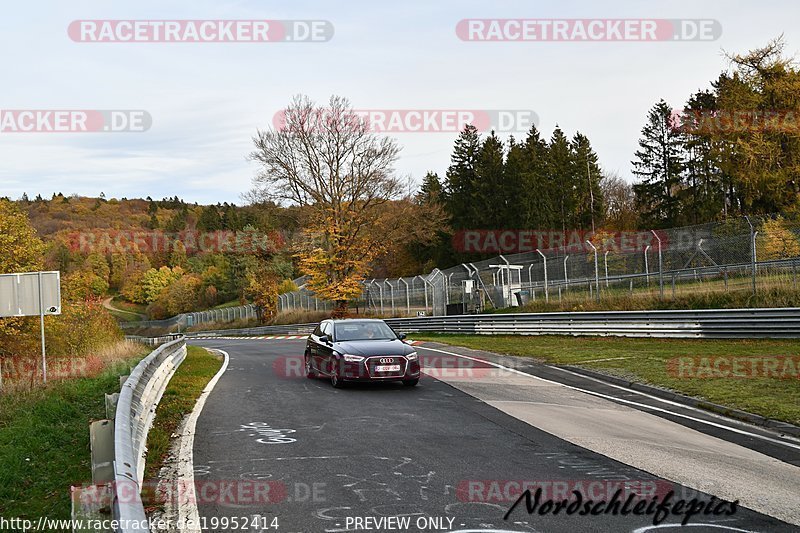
<box><xmin>110</xmin><ymin>298</ymin><xmax>147</xmax><ymax>316</ymax></box>
<box><xmin>212</xmin><ymin>299</ymin><xmax>248</xmax><ymax>309</ymax></box>
<box><xmin>0</xmin><ymin>347</ymin><xmax>149</xmax><ymax>524</ymax></box>
<box><xmin>412</xmin><ymin>334</ymin><xmax>800</xmax><ymax>425</ymax></box>
<box><xmin>107</xmin><ymin>308</ymin><xmax>143</xmax><ymax>323</ymax></box>
<box><xmin>501</xmin><ymin>274</ymin><xmax>800</xmax><ymax>314</ymax></box>
<box><xmin>141</xmin><ymin>346</ymin><xmax>222</xmax><ymax>509</ymax></box>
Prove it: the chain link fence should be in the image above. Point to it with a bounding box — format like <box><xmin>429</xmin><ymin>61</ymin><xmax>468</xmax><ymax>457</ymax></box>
<box><xmin>279</xmin><ymin>215</ymin><xmax>800</xmax><ymax>316</ymax></box>
<box><xmin>120</xmin><ymin>304</ymin><xmax>260</xmax><ymax>332</ymax></box>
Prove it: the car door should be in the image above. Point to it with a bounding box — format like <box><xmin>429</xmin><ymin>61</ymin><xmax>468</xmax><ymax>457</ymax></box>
<box><xmin>308</xmin><ymin>322</ymin><xmax>323</xmax><ymax>371</ymax></box>
<box><xmin>318</xmin><ymin>321</ymin><xmax>335</xmax><ymax>375</ymax></box>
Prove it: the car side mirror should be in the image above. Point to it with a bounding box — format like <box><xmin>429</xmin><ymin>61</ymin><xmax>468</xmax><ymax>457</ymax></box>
<box><xmin>398</xmin><ymin>333</ymin><xmax>407</xmax><ymax>340</ymax></box>
<box><xmin>319</xmin><ymin>335</ymin><xmax>330</xmax><ymax>344</ymax></box>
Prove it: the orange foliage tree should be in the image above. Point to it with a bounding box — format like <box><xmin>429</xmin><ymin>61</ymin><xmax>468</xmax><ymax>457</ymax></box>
<box><xmin>250</xmin><ymin>95</ymin><xmax>402</xmax><ymax>315</ymax></box>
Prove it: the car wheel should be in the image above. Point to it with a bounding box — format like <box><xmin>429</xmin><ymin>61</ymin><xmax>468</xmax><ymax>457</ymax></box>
<box><xmin>305</xmin><ymin>354</ymin><xmax>316</xmax><ymax>378</ymax></box>
<box><xmin>402</xmin><ymin>378</ymin><xmax>419</xmax><ymax>387</ymax></box>
<box><xmin>331</xmin><ymin>363</ymin><xmax>345</xmax><ymax>388</ymax></box>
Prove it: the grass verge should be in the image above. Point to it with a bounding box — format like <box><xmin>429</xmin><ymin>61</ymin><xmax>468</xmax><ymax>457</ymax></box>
<box><xmin>0</xmin><ymin>342</ymin><xmax>150</xmax><ymax>524</ymax></box>
<box><xmin>503</xmin><ymin>284</ymin><xmax>800</xmax><ymax>314</ymax></box>
<box><xmin>412</xmin><ymin>333</ymin><xmax>800</xmax><ymax>426</ymax></box>
<box><xmin>141</xmin><ymin>345</ymin><xmax>223</xmax><ymax>510</ymax></box>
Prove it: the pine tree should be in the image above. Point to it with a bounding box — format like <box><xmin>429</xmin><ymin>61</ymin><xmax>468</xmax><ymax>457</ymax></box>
<box><xmin>547</xmin><ymin>127</ymin><xmax>577</xmax><ymax>233</ymax></box>
<box><xmin>443</xmin><ymin>125</ymin><xmax>482</xmax><ymax>229</ymax></box>
<box><xmin>221</xmin><ymin>205</ymin><xmax>241</xmax><ymax>230</ymax></box>
<box><xmin>680</xmin><ymin>90</ymin><xmax>727</xmax><ymax>222</ymax></box>
<box><xmin>197</xmin><ymin>205</ymin><xmax>222</xmax><ymax>231</ymax></box>
<box><xmin>475</xmin><ymin>131</ymin><xmax>506</xmax><ymax>228</ymax></box>
<box><xmin>571</xmin><ymin>132</ymin><xmax>604</xmax><ymax>231</ymax></box>
<box><xmin>632</xmin><ymin>100</ymin><xmax>685</xmax><ymax>227</ymax></box>
<box><xmin>417</xmin><ymin>172</ymin><xmax>443</xmax><ymax>205</ymax></box>
<box><xmin>513</xmin><ymin>125</ymin><xmax>552</xmax><ymax>229</ymax></box>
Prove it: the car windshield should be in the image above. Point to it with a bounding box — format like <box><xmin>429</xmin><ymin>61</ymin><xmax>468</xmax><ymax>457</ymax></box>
<box><xmin>334</xmin><ymin>321</ymin><xmax>398</xmax><ymax>341</ymax></box>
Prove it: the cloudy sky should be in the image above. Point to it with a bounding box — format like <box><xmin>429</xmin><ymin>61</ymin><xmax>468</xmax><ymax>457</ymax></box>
<box><xmin>1</xmin><ymin>0</ymin><xmax>798</xmax><ymax>205</ymax></box>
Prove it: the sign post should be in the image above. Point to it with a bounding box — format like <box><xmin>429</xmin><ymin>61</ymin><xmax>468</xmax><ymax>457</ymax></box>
<box><xmin>0</xmin><ymin>271</ymin><xmax>61</xmax><ymax>385</ymax></box>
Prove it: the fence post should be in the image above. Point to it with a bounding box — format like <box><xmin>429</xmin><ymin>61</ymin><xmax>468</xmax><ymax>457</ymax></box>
<box><xmin>563</xmin><ymin>255</ymin><xmax>570</xmax><ymax>289</ymax></box>
<box><xmin>586</xmin><ymin>241</ymin><xmax>600</xmax><ymax>302</ymax></box>
<box><xmin>604</xmin><ymin>251</ymin><xmax>610</xmax><ymax>288</ymax></box>
<box><xmin>399</xmin><ymin>278</ymin><xmax>410</xmax><ymax>315</ymax></box>
<box><xmin>385</xmin><ymin>280</ymin><xmax>395</xmax><ymax>315</ymax></box>
<box><xmin>745</xmin><ymin>216</ymin><xmax>757</xmax><ymax>295</ymax></box>
<box><xmin>415</xmin><ymin>275</ymin><xmax>428</xmax><ymax>312</ymax></box>
<box><xmin>652</xmin><ymin>230</ymin><xmax>663</xmax><ymax>299</ymax></box>
<box><xmin>423</xmin><ymin>277</ymin><xmax>435</xmax><ymax>315</ymax></box>
<box><xmin>536</xmin><ymin>249</ymin><xmax>548</xmax><ymax>303</ymax></box>
<box><xmin>644</xmin><ymin>245</ymin><xmax>651</xmax><ymax>287</ymax></box>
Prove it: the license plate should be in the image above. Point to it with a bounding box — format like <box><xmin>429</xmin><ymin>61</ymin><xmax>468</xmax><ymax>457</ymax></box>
<box><xmin>375</xmin><ymin>364</ymin><xmax>401</xmax><ymax>372</ymax></box>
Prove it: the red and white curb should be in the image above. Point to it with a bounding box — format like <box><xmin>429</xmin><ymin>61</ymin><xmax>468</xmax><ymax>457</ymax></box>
<box><xmin>191</xmin><ymin>335</ymin><xmax>423</xmax><ymax>345</ymax></box>
<box><xmin>192</xmin><ymin>335</ymin><xmax>307</xmax><ymax>340</ymax></box>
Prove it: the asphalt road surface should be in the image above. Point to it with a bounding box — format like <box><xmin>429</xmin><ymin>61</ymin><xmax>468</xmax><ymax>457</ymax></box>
<box><xmin>190</xmin><ymin>338</ymin><xmax>795</xmax><ymax>533</ymax></box>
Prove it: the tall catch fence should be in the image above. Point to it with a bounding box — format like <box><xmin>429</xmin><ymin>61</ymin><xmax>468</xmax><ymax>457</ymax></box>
<box><xmin>279</xmin><ymin>215</ymin><xmax>800</xmax><ymax>316</ymax></box>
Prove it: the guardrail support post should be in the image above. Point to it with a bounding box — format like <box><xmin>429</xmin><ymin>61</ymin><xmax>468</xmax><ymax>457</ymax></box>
<box><xmin>89</xmin><ymin>419</ymin><xmax>115</xmax><ymax>484</ymax></box>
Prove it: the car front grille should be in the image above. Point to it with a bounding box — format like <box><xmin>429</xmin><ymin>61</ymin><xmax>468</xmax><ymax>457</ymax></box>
<box><xmin>365</xmin><ymin>356</ymin><xmax>407</xmax><ymax>378</ymax></box>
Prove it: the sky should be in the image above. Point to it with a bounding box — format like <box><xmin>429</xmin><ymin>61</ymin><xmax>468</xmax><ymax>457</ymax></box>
<box><xmin>1</xmin><ymin>0</ymin><xmax>799</xmax><ymax>205</ymax></box>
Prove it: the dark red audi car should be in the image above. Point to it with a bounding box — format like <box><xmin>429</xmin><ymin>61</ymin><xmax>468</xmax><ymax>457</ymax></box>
<box><xmin>304</xmin><ymin>319</ymin><xmax>420</xmax><ymax>387</ymax></box>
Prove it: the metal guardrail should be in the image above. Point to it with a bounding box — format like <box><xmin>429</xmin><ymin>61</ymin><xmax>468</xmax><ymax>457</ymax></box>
<box><xmin>113</xmin><ymin>337</ymin><xmax>187</xmax><ymax>532</ymax></box>
<box><xmin>183</xmin><ymin>308</ymin><xmax>800</xmax><ymax>339</ymax></box>
<box><xmin>384</xmin><ymin>308</ymin><xmax>800</xmax><ymax>339</ymax></box>
<box><xmin>186</xmin><ymin>322</ymin><xmax>317</xmax><ymax>338</ymax></box>
<box><xmin>124</xmin><ymin>334</ymin><xmax>184</xmax><ymax>346</ymax></box>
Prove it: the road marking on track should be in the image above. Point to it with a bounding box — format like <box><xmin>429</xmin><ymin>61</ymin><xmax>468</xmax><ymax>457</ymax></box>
<box><xmin>176</xmin><ymin>348</ymin><xmax>230</xmax><ymax>532</ymax></box>
<box><xmin>417</xmin><ymin>346</ymin><xmax>800</xmax><ymax>452</ymax></box>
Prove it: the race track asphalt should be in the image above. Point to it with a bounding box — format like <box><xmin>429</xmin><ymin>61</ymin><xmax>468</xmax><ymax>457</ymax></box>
<box><xmin>189</xmin><ymin>338</ymin><xmax>794</xmax><ymax>533</ymax></box>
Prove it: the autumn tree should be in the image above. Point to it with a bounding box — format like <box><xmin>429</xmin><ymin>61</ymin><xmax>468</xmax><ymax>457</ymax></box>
<box><xmin>245</xmin><ymin>266</ymin><xmax>279</xmax><ymax>323</ymax></box>
<box><xmin>249</xmin><ymin>95</ymin><xmax>402</xmax><ymax>315</ymax></box>
<box><xmin>0</xmin><ymin>200</ymin><xmax>46</xmax><ymax>358</ymax></box>
<box><xmin>757</xmin><ymin>217</ymin><xmax>800</xmax><ymax>260</ymax></box>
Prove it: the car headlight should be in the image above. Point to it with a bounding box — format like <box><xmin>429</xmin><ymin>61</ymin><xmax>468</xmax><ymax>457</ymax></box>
<box><xmin>343</xmin><ymin>354</ymin><xmax>364</xmax><ymax>362</ymax></box>
<box><xmin>406</xmin><ymin>352</ymin><xmax>418</xmax><ymax>361</ymax></box>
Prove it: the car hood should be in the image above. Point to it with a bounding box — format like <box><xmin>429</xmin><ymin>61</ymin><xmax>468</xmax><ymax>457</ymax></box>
<box><xmin>333</xmin><ymin>339</ymin><xmax>415</xmax><ymax>357</ymax></box>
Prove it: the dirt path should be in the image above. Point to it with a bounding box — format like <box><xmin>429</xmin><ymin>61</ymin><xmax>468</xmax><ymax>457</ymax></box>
<box><xmin>102</xmin><ymin>297</ymin><xmax>146</xmax><ymax>320</ymax></box>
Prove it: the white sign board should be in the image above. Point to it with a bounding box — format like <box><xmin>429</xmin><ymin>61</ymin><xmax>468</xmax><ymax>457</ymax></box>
<box><xmin>0</xmin><ymin>271</ymin><xmax>61</xmax><ymax>318</ymax></box>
